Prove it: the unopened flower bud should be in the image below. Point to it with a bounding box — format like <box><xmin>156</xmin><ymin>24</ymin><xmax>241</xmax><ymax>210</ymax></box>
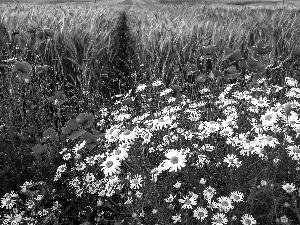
<box><xmin>285</xmin><ymin>102</ymin><xmax>292</xmax><ymax>117</ymax></box>
<box><xmin>283</xmin><ymin>202</ymin><xmax>290</xmax><ymax>207</ymax></box>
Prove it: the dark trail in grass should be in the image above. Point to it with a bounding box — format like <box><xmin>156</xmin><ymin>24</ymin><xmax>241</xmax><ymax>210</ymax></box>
<box><xmin>104</xmin><ymin>9</ymin><xmax>138</xmax><ymax>101</ymax></box>
<box><xmin>120</xmin><ymin>0</ymin><xmax>134</xmax><ymax>4</ymax></box>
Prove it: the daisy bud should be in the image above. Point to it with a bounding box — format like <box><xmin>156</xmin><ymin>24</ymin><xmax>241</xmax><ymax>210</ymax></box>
<box><xmin>283</xmin><ymin>202</ymin><xmax>290</xmax><ymax>207</ymax></box>
<box><xmin>231</xmin><ymin>215</ymin><xmax>237</xmax><ymax>221</ymax></box>
<box><xmin>285</xmin><ymin>102</ymin><xmax>292</xmax><ymax>117</ymax></box>
<box><xmin>97</xmin><ymin>199</ymin><xmax>103</xmax><ymax>206</ymax></box>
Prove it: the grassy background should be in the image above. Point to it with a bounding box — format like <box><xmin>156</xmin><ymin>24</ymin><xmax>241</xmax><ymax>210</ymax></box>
<box><xmin>1</xmin><ymin>0</ymin><xmax>300</xmax><ymax>7</ymax></box>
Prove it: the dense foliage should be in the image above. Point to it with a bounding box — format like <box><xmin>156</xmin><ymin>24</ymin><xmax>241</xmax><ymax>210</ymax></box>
<box><xmin>1</xmin><ymin>2</ymin><xmax>300</xmax><ymax>225</ymax></box>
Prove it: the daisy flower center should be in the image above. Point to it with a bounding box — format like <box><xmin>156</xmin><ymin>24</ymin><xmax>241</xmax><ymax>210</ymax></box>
<box><xmin>133</xmin><ymin>179</ymin><xmax>139</xmax><ymax>184</ymax></box>
<box><xmin>233</xmin><ymin>195</ymin><xmax>239</xmax><ymax>200</ymax></box>
<box><xmin>123</xmin><ymin>130</ymin><xmax>131</xmax><ymax>135</ymax></box>
<box><xmin>245</xmin><ymin>219</ymin><xmax>252</xmax><ymax>224</ymax></box>
<box><xmin>216</xmin><ymin>218</ymin><xmax>224</xmax><ymax>223</ymax></box>
<box><xmin>170</xmin><ymin>156</ymin><xmax>179</xmax><ymax>164</ymax></box>
<box><xmin>265</xmin><ymin>115</ymin><xmax>272</xmax><ymax>120</ymax></box>
<box><xmin>198</xmin><ymin>212</ymin><xmax>205</xmax><ymax>217</ymax></box>
<box><xmin>265</xmin><ymin>136</ymin><xmax>272</xmax><ymax>141</ymax></box>
<box><xmin>106</xmin><ymin>161</ymin><xmax>113</xmax><ymax>168</ymax></box>
<box><xmin>293</xmin><ymin>147</ymin><xmax>300</xmax><ymax>153</ymax></box>
<box><xmin>184</xmin><ymin>200</ymin><xmax>191</xmax><ymax>205</ymax></box>
<box><xmin>207</xmin><ymin>189</ymin><xmax>214</xmax><ymax>193</ymax></box>
<box><xmin>222</xmin><ymin>201</ymin><xmax>229</xmax><ymax>206</ymax></box>
<box><xmin>115</xmin><ymin>149</ymin><xmax>121</xmax><ymax>155</ymax></box>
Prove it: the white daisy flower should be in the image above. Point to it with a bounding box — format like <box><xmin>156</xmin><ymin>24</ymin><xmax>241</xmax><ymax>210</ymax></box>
<box><xmin>254</xmin><ymin>134</ymin><xmax>279</xmax><ymax>148</ymax></box>
<box><xmin>223</xmin><ymin>154</ymin><xmax>242</xmax><ymax>168</ymax></box>
<box><xmin>130</xmin><ymin>174</ymin><xmax>143</xmax><ymax>189</ymax></box>
<box><xmin>173</xmin><ymin>181</ymin><xmax>182</xmax><ymax>189</ymax></box>
<box><xmin>285</xmin><ymin>77</ymin><xmax>298</xmax><ymax>87</ymax></box>
<box><xmin>178</xmin><ymin>195</ymin><xmax>197</xmax><ymax>209</ymax></box>
<box><xmin>136</xmin><ymin>84</ymin><xmax>147</xmax><ymax>92</ymax></box>
<box><xmin>171</xmin><ymin>213</ymin><xmax>182</xmax><ymax>223</ymax></box>
<box><xmin>193</xmin><ymin>206</ymin><xmax>208</xmax><ymax>221</ymax></box>
<box><xmin>261</xmin><ymin>110</ymin><xmax>278</xmax><ymax>127</ymax></box>
<box><xmin>212</xmin><ymin>212</ymin><xmax>228</xmax><ymax>225</ymax></box>
<box><xmin>160</xmin><ymin>88</ymin><xmax>173</xmax><ymax>96</ymax></box>
<box><xmin>118</xmin><ymin>129</ymin><xmax>137</xmax><ymax>144</ymax></box>
<box><xmin>63</xmin><ymin>152</ymin><xmax>72</xmax><ymax>161</ymax></box>
<box><xmin>113</xmin><ymin>143</ymin><xmax>130</xmax><ymax>161</ymax></box>
<box><xmin>230</xmin><ymin>191</ymin><xmax>244</xmax><ymax>203</ymax></box>
<box><xmin>135</xmin><ymin>191</ymin><xmax>143</xmax><ymax>198</ymax></box>
<box><xmin>163</xmin><ymin>149</ymin><xmax>187</xmax><ymax>172</ymax></box>
<box><xmin>203</xmin><ymin>186</ymin><xmax>216</xmax><ymax>201</ymax></box>
<box><xmin>115</xmin><ymin>113</ymin><xmax>131</xmax><ymax>122</ymax></box>
<box><xmin>164</xmin><ymin>193</ymin><xmax>176</xmax><ymax>203</ymax></box>
<box><xmin>282</xmin><ymin>183</ymin><xmax>296</xmax><ymax>194</ymax></box>
<box><xmin>151</xmin><ymin>116</ymin><xmax>173</xmax><ymax>130</ymax></box>
<box><xmin>152</xmin><ymin>79</ymin><xmax>164</xmax><ymax>87</ymax></box>
<box><xmin>105</xmin><ymin>125</ymin><xmax>122</xmax><ymax>143</ymax></box>
<box><xmin>220</xmin><ymin>126</ymin><xmax>234</xmax><ymax>137</ymax></box>
<box><xmin>75</xmin><ymin>162</ymin><xmax>86</xmax><ymax>171</ymax></box>
<box><xmin>248</xmin><ymin>105</ymin><xmax>259</xmax><ymax>114</ymax></box>
<box><xmin>286</xmin><ymin>145</ymin><xmax>300</xmax><ymax>161</ymax></box>
<box><xmin>280</xmin><ymin>215</ymin><xmax>289</xmax><ymax>224</ymax></box>
<box><xmin>240</xmin><ymin>214</ymin><xmax>257</xmax><ymax>225</ymax></box>
<box><xmin>200</xmin><ymin>144</ymin><xmax>215</xmax><ymax>152</ymax></box>
<box><xmin>100</xmin><ymin>155</ymin><xmax>121</xmax><ymax>177</ymax></box>
<box><xmin>205</xmin><ymin>121</ymin><xmax>221</xmax><ymax>133</ymax></box>
<box><xmin>250</xmin><ymin>96</ymin><xmax>269</xmax><ymax>108</ymax></box>
<box><xmin>216</xmin><ymin>196</ymin><xmax>234</xmax><ymax>213</ymax></box>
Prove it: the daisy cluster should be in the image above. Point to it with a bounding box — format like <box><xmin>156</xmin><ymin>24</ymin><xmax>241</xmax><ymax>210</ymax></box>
<box><xmin>0</xmin><ymin>186</ymin><xmax>62</xmax><ymax>225</ymax></box>
<box><xmin>2</xmin><ymin>76</ymin><xmax>300</xmax><ymax>224</ymax></box>
<box><xmin>96</xmin><ymin>77</ymin><xmax>300</xmax><ymax>224</ymax></box>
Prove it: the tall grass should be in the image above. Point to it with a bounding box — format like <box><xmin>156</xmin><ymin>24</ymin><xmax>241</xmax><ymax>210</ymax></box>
<box><xmin>0</xmin><ymin>3</ymin><xmax>121</xmax><ymax>196</ymax></box>
<box><xmin>129</xmin><ymin>4</ymin><xmax>300</xmax><ymax>97</ymax></box>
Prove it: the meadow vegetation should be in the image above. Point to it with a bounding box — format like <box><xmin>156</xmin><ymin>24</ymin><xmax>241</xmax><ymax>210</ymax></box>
<box><xmin>1</xmin><ymin>2</ymin><xmax>300</xmax><ymax>225</ymax></box>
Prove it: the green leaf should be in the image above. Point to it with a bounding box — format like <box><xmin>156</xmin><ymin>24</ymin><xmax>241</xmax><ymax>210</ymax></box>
<box><xmin>69</xmin><ymin>130</ymin><xmax>86</xmax><ymax>140</ymax></box>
